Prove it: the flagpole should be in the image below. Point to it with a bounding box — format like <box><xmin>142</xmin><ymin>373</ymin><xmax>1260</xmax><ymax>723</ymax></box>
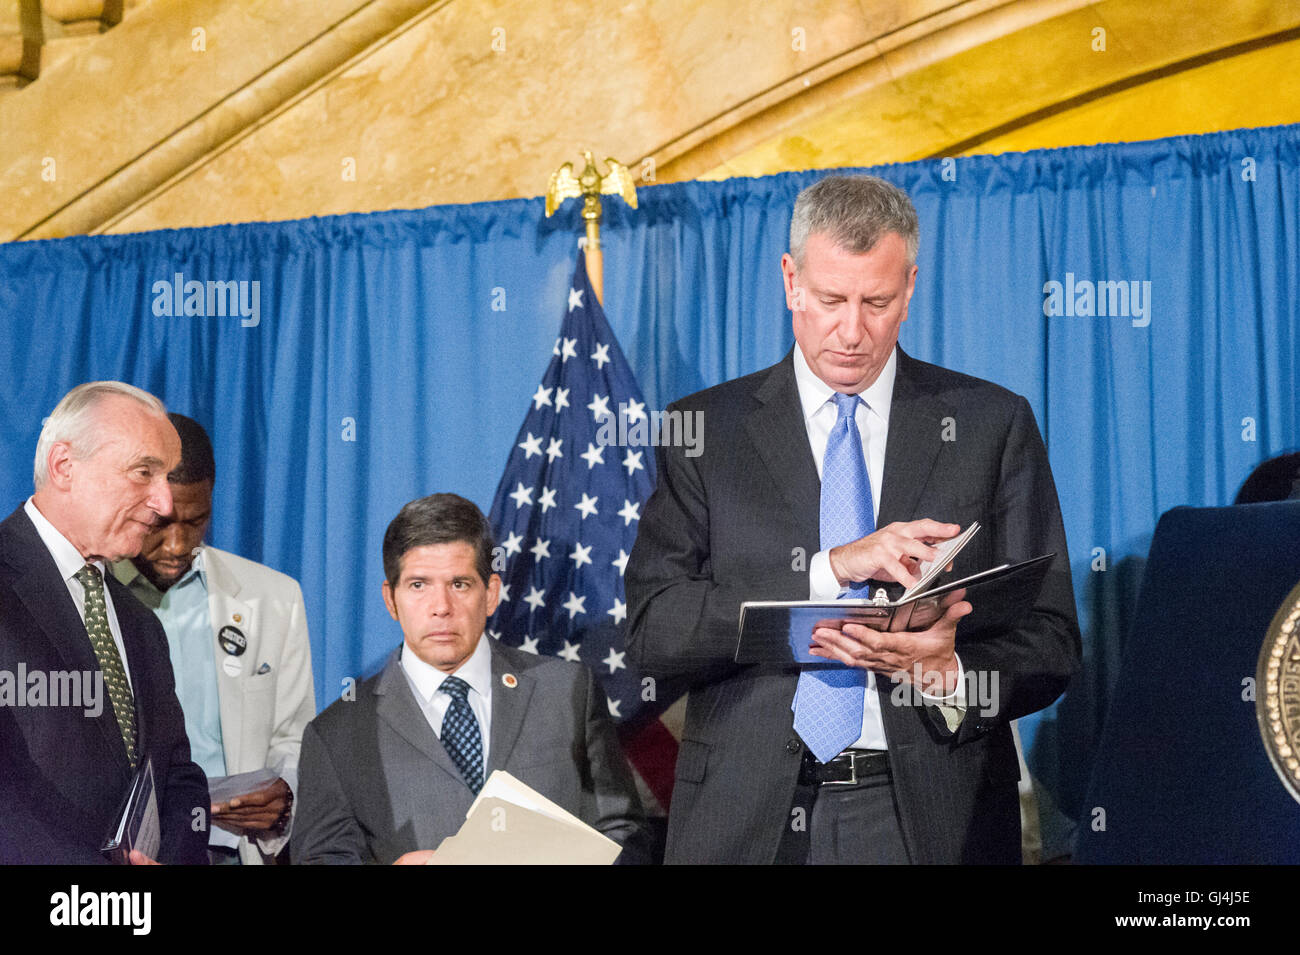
<box><xmin>545</xmin><ymin>150</ymin><xmax>638</xmax><ymax>308</ymax></box>
<box><xmin>585</xmin><ymin>217</ymin><xmax>604</xmax><ymax>306</ymax></box>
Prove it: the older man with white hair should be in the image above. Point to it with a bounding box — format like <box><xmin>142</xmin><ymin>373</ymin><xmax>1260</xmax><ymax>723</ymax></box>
<box><xmin>0</xmin><ymin>381</ymin><xmax>210</xmax><ymax>864</ymax></box>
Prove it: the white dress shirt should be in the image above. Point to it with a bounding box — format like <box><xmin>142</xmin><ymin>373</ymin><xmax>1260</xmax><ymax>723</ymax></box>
<box><xmin>793</xmin><ymin>347</ymin><xmax>963</xmax><ymax>750</ymax></box>
<box><xmin>399</xmin><ymin>633</ymin><xmax>493</xmax><ymax>768</ymax></box>
<box><xmin>24</xmin><ymin>497</ymin><xmax>132</xmax><ymax>689</ymax></box>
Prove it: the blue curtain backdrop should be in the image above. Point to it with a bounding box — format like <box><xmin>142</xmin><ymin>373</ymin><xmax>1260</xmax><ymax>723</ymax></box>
<box><xmin>1</xmin><ymin>124</ymin><xmax>1296</xmax><ymax>851</ymax></box>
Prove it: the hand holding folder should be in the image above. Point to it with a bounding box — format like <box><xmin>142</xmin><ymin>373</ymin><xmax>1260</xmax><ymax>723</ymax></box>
<box><xmin>425</xmin><ymin>771</ymin><xmax>623</xmax><ymax>865</ymax></box>
<box><xmin>736</xmin><ymin>520</ymin><xmax>1055</xmax><ymax>667</ymax></box>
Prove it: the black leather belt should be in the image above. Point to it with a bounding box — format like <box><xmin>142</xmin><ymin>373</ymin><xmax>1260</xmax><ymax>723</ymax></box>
<box><xmin>799</xmin><ymin>749</ymin><xmax>891</xmax><ymax>786</ymax></box>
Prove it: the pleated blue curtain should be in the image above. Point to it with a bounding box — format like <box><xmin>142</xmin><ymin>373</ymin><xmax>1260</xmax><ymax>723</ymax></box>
<box><xmin>2</xmin><ymin>124</ymin><xmax>1296</xmax><ymax>845</ymax></box>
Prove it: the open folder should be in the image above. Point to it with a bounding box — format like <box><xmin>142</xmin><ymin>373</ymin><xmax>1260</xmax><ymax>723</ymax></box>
<box><xmin>427</xmin><ymin>771</ymin><xmax>623</xmax><ymax>865</ymax></box>
<box><xmin>736</xmin><ymin>551</ymin><xmax>1054</xmax><ymax>666</ymax></box>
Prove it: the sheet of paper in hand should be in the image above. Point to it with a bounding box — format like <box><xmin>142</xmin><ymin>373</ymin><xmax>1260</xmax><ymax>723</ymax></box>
<box><xmin>208</xmin><ymin>767</ymin><xmax>279</xmax><ymax>805</ymax></box>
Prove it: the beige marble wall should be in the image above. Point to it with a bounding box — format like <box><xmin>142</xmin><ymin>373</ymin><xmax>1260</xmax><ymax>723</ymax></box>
<box><xmin>0</xmin><ymin>0</ymin><xmax>1296</xmax><ymax>241</ymax></box>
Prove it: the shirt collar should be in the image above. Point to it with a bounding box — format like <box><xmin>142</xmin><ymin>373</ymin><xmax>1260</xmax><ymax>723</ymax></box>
<box><xmin>112</xmin><ymin>547</ymin><xmax>207</xmax><ymax>600</ymax></box>
<box><xmin>792</xmin><ymin>344</ymin><xmax>897</xmax><ymax>426</ymax></box>
<box><xmin>24</xmin><ymin>497</ymin><xmax>99</xmax><ymax>584</ymax></box>
<box><xmin>400</xmin><ymin>630</ymin><xmax>493</xmax><ymax>705</ymax></box>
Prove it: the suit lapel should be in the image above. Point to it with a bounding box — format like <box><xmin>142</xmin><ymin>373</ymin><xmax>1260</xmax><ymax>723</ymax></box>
<box><xmin>487</xmin><ymin>644</ymin><xmax>534</xmax><ymax>772</ymax></box>
<box><xmin>744</xmin><ymin>352</ymin><xmax>821</xmax><ymax>537</ymax></box>
<box><xmin>373</xmin><ymin>650</ymin><xmax>465</xmax><ymax>786</ymax></box>
<box><xmin>204</xmin><ymin>549</ymin><xmax>251</xmax><ymax>772</ymax></box>
<box><xmin>876</xmin><ymin>349</ymin><xmax>951</xmax><ymax>525</ymax></box>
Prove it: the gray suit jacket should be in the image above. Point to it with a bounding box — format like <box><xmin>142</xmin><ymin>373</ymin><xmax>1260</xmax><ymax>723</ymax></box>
<box><xmin>292</xmin><ymin>640</ymin><xmax>649</xmax><ymax>864</ymax></box>
<box><xmin>626</xmin><ymin>348</ymin><xmax>1082</xmax><ymax>863</ymax></box>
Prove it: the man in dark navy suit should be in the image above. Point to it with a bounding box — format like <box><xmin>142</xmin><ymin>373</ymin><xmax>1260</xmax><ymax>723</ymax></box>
<box><xmin>0</xmin><ymin>381</ymin><xmax>209</xmax><ymax>864</ymax></box>
<box><xmin>627</xmin><ymin>176</ymin><xmax>1082</xmax><ymax>864</ymax></box>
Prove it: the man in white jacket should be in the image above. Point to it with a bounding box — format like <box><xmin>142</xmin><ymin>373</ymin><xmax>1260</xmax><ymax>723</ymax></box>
<box><xmin>112</xmin><ymin>414</ymin><xmax>316</xmax><ymax>864</ymax></box>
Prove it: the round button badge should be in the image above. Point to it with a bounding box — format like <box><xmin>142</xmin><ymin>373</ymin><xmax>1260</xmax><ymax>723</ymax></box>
<box><xmin>218</xmin><ymin>625</ymin><xmax>247</xmax><ymax>656</ymax></box>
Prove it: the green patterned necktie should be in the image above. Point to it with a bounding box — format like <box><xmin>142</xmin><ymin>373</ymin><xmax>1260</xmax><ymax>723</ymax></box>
<box><xmin>75</xmin><ymin>563</ymin><xmax>138</xmax><ymax>768</ymax></box>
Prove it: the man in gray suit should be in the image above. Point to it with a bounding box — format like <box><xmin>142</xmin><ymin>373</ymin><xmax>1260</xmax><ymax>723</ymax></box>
<box><xmin>626</xmin><ymin>175</ymin><xmax>1082</xmax><ymax>863</ymax></box>
<box><xmin>293</xmin><ymin>493</ymin><xmax>648</xmax><ymax>864</ymax></box>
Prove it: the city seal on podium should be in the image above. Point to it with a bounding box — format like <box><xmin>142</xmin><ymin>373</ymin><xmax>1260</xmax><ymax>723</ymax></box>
<box><xmin>1257</xmin><ymin>579</ymin><xmax>1300</xmax><ymax>804</ymax></box>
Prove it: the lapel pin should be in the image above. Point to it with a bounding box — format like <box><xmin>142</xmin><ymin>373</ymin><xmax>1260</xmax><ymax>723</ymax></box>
<box><xmin>218</xmin><ymin>625</ymin><xmax>247</xmax><ymax>656</ymax></box>
<box><xmin>233</xmin><ymin>613</ymin><xmax>242</xmax><ymax>623</ymax></box>
<box><xmin>502</xmin><ymin>673</ymin><xmax>518</xmax><ymax>689</ymax></box>
<box><xmin>256</xmin><ymin>662</ymin><xmax>271</xmax><ymax>675</ymax></box>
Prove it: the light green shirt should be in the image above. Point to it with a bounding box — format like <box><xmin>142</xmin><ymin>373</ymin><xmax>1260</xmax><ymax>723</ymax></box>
<box><xmin>114</xmin><ymin>553</ymin><xmax>227</xmax><ymax>781</ymax></box>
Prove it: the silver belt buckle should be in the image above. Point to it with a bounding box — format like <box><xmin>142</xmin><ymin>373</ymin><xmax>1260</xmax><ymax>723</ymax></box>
<box><xmin>823</xmin><ymin>752</ymin><xmax>857</xmax><ymax>786</ymax></box>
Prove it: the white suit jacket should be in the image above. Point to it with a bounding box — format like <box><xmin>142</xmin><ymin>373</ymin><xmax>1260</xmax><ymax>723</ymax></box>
<box><xmin>201</xmin><ymin>546</ymin><xmax>316</xmax><ymax>864</ymax></box>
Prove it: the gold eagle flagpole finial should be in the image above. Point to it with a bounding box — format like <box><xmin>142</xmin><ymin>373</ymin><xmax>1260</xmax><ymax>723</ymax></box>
<box><xmin>545</xmin><ymin>149</ymin><xmax>637</xmax><ymax>305</ymax></box>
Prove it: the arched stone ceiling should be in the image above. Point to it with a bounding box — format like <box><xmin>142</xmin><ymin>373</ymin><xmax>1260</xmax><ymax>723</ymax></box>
<box><xmin>0</xmin><ymin>0</ymin><xmax>1295</xmax><ymax>242</ymax></box>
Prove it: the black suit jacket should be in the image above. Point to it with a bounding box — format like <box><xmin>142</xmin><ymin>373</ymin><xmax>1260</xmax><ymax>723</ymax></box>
<box><xmin>293</xmin><ymin>640</ymin><xmax>650</xmax><ymax>864</ymax></box>
<box><xmin>0</xmin><ymin>703</ymin><xmax>106</xmax><ymax>864</ymax></box>
<box><xmin>0</xmin><ymin>506</ymin><xmax>209</xmax><ymax>864</ymax></box>
<box><xmin>626</xmin><ymin>348</ymin><xmax>1082</xmax><ymax>863</ymax></box>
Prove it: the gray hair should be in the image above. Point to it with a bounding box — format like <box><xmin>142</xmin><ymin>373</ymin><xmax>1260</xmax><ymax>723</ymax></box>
<box><xmin>33</xmin><ymin>381</ymin><xmax>168</xmax><ymax>490</ymax></box>
<box><xmin>789</xmin><ymin>174</ymin><xmax>919</xmax><ymax>267</ymax></box>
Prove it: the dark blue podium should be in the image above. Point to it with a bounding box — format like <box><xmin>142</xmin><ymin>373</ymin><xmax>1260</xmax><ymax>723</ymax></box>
<box><xmin>1075</xmin><ymin>500</ymin><xmax>1300</xmax><ymax>863</ymax></box>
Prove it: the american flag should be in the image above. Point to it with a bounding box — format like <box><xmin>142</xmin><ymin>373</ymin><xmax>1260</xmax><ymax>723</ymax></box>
<box><xmin>487</xmin><ymin>253</ymin><xmax>679</xmax><ymax>807</ymax></box>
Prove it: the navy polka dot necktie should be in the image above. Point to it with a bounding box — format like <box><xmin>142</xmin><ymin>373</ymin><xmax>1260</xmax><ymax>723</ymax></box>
<box><xmin>439</xmin><ymin>675</ymin><xmax>484</xmax><ymax>794</ymax></box>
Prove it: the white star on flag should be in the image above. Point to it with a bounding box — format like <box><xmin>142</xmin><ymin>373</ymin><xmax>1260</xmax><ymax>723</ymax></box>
<box><xmin>519</xmin><ymin>635</ymin><xmax>540</xmax><ymax>654</ymax></box>
<box><xmin>545</xmin><ymin>437</ymin><xmax>563</xmax><ymax>462</ymax></box>
<box><xmin>562</xmin><ymin>592</ymin><xmax>587</xmax><ymax>619</ymax></box>
<box><xmin>567</xmin><ymin>288</ymin><xmax>583</xmax><ymax>312</ymax></box>
<box><xmin>501</xmin><ymin>530</ymin><xmax>523</xmax><ymax>556</ymax></box>
<box><xmin>612</xmin><ymin>549</ymin><xmax>629</xmax><ymax>576</ymax></box>
<box><xmin>580</xmin><ymin>443</ymin><xmax>604</xmax><ymax>469</ymax></box>
<box><xmin>537</xmin><ymin>487</ymin><xmax>558</xmax><ymax>513</ymax></box>
<box><xmin>607</xmin><ymin>698</ymin><xmax>622</xmax><ymax>718</ymax></box>
<box><xmin>622</xmin><ymin>449</ymin><xmax>644</xmax><ymax>476</ymax></box>
<box><xmin>618</xmin><ymin>500</ymin><xmax>641</xmax><ymax>526</ymax></box>
<box><xmin>570</xmin><ymin>542</ymin><xmax>593</xmax><ymax>569</ymax></box>
<box><xmin>624</xmin><ymin>397</ymin><xmax>647</xmax><ymax>422</ymax></box>
<box><xmin>607</xmin><ymin>598</ymin><xmax>627</xmax><ymax>625</ymax></box>
<box><xmin>498</xmin><ymin>584</ymin><xmax>510</xmax><ymax>602</ymax></box>
<box><xmin>587</xmin><ymin>393</ymin><xmax>610</xmax><ymax>419</ymax></box>
<box><xmin>530</xmin><ymin>538</ymin><xmax>551</xmax><ymax>561</ymax></box>
<box><xmin>558</xmin><ymin>640</ymin><xmax>582</xmax><ymax>662</ymax></box>
<box><xmin>602</xmin><ymin>647</ymin><xmax>626</xmax><ymax>673</ymax></box>
<box><xmin>560</xmin><ymin>337</ymin><xmax>578</xmax><ymax>361</ymax></box>
<box><xmin>554</xmin><ymin>387</ymin><xmax>570</xmax><ymax>412</ymax></box>
<box><xmin>532</xmin><ymin>385</ymin><xmax>553</xmax><ymax>410</ymax></box>
<box><xmin>574</xmin><ymin>492</ymin><xmax>599</xmax><ymax>518</ymax></box>
<box><xmin>508</xmin><ymin>483</ymin><xmax>533</xmax><ymax>509</ymax></box>
<box><xmin>518</xmin><ymin>433</ymin><xmax>543</xmax><ymax>459</ymax></box>
<box><xmin>523</xmin><ymin>586</ymin><xmax>546</xmax><ymax>611</ymax></box>
<box><xmin>591</xmin><ymin>343</ymin><xmax>611</xmax><ymax>369</ymax></box>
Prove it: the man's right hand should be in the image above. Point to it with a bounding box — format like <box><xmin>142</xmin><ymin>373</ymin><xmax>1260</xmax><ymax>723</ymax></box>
<box><xmin>828</xmin><ymin>520</ymin><xmax>961</xmax><ymax>589</ymax></box>
<box><xmin>393</xmin><ymin>850</ymin><xmax>435</xmax><ymax>865</ymax></box>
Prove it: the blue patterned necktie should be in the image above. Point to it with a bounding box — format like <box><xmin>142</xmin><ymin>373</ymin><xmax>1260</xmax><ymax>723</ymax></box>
<box><xmin>439</xmin><ymin>675</ymin><xmax>484</xmax><ymax>793</ymax></box>
<box><xmin>793</xmin><ymin>392</ymin><xmax>875</xmax><ymax>763</ymax></box>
